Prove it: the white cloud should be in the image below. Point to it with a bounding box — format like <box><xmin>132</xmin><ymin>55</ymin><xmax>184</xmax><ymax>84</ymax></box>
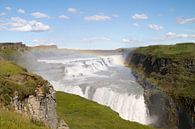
<box><xmin>165</xmin><ymin>32</ymin><xmax>195</xmax><ymax>39</ymax></box>
<box><xmin>176</xmin><ymin>17</ymin><xmax>195</xmax><ymax>24</ymax></box>
<box><xmin>0</xmin><ymin>12</ymin><xmax>6</xmax><ymax>16</ymax></box>
<box><xmin>5</xmin><ymin>6</ymin><xmax>11</xmax><ymax>11</ymax></box>
<box><xmin>67</xmin><ymin>8</ymin><xmax>77</xmax><ymax>13</ymax></box>
<box><xmin>148</xmin><ymin>24</ymin><xmax>163</xmax><ymax>31</ymax></box>
<box><xmin>9</xmin><ymin>17</ymin><xmax>51</xmax><ymax>32</ymax></box>
<box><xmin>17</xmin><ymin>8</ymin><xmax>25</xmax><ymax>14</ymax></box>
<box><xmin>132</xmin><ymin>23</ymin><xmax>139</xmax><ymax>27</ymax></box>
<box><xmin>84</xmin><ymin>15</ymin><xmax>111</xmax><ymax>21</ymax></box>
<box><xmin>132</xmin><ymin>13</ymin><xmax>148</xmax><ymax>20</ymax></box>
<box><xmin>83</xmin><ymin>37</ymin><xmax>111</xmax><ymax>42</ymax></box>
<box><xmin>31</xmin><ymin>12</ymin><xmax>50</xmax><ymax>19</ymax></box>
<box><xmin>122</xmin><ymin>38</ymin><xmax>141</xmax><ymax>43</ymax></box>
<box><xmin>59</xmin><ymin>15</ymin><xmax>70</xmax><ymax>20</ymax></box>
<box><xmin>32</xmin><ymin>39</ymin><xmax>56</xmax><ymax>45</ymax></box>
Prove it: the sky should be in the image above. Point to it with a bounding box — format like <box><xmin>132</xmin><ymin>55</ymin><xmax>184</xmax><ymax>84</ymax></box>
<box><xmin>0</xmin><ymin>0</ymin><xmax>195</xmax><ymax>49</ymax></box>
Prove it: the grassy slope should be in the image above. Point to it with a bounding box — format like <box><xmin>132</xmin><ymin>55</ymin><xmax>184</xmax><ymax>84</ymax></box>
<box><xmin>0</xmin><ymin>57</ymin><xmax>48</xmax><ymax>128</ymax></box>
<box><xmin>0</xmin><ymin>60</ymin><xmax>49</xmax><ymax>105</ymax></box>
<box><xmin>56</xmin><ymin>91</ymin><xmax>155</xmax><ymax>129</ymax></box>
<box><xmin>0</xmin><ymin>109</ymin><xmax>48</xmax><ymax>129</ymax></box>
<box><xmin>132</xmin><ymin>43</ymin><xmax>195</xmax><ymax>98</ymax></box>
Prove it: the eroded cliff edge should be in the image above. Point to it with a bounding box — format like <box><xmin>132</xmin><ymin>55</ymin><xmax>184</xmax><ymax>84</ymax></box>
<box><xmin>0</xmin><ymin>43</ymin><xmax>69</xmax><ymax>129</ymax></box>
<box><xmin>125</xmin><ymin>43</ymin><xmax>195</xmax><ymax>129</ymax></box>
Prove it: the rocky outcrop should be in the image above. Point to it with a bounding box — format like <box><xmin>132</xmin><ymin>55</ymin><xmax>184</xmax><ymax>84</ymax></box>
<box><xmin>11</xmin><ymin>83</ymin><xmax>69</xmax><ymax>129</ymax></box>
<box><xmin>0</xmin><ymin>42</ymin><xmax>26</xmax><ymax>51</ymax></box>
<box><xmin>0</xmin><ymin>42</ymin><xmax>69</xmax><ymax>129</ymax></box>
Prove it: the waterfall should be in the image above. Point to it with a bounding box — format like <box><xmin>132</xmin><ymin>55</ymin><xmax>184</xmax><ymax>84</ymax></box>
<box><xmin>36</xmin><ymin>54</ymin><xmax>151</xmax><ymax>125</ymax></box>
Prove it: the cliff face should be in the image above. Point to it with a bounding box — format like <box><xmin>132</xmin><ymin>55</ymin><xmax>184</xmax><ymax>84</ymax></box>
<box><xmin>0</xmin><ymin>42</ymin><xmax>26</xmax><ymax>51</ymax></box>
<box><xmin>0</xmin><ymin>63</ymin><xmax>69</xmax><ymax>129</ymax></box>
<box><xmin>126</xmin><ymin>43</ymin><xmax>195</xmax><ymax>129</ymax></box>
<box><xmin>133</xmin><ymin>72</ymin><xmax>179</xmax><ymax>129</ymax></box>
<box><xmin>11</xmin><ymin>83</ymin><xmax>58</xmax><ymax>129</ymax></box>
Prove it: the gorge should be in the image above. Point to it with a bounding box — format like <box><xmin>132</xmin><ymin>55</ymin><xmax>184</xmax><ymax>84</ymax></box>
<box><xmin>0</xmin><ymin>42</ymin><xmax>194</xmax><ymax>129</ymax></box>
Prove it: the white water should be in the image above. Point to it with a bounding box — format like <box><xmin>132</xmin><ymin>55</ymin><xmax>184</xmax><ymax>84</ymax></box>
<box><xmin>34</xmin><ymin>53</ymin><xmax>151</xmax><ymax>124</ymax></box>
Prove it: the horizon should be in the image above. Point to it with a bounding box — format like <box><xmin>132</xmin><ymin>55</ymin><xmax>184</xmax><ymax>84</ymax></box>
<box><xmin>0</xmin><ymin>0</ymin><xmax>195</xmax><ymax>49</ymax></box>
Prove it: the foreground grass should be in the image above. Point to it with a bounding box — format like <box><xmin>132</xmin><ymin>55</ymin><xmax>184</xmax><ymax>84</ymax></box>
<box><xmin>0</xmin><ymin>109</ymin><xmax>48</xmax><ymax>129</ymax></box>
<box><xmin>56</xmin><ymin>91</ymin><xmax>155</xmax><ymax>129</ymax></box>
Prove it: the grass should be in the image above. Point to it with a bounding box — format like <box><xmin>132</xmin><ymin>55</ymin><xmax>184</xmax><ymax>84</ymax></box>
<box><xmin>131</xmin><ymin>43</ymin><xmax>195</xmax><ymax>98</ymax></box>
<box><xmin>0</xmin><ymin>60</ymin><xmax>49</xmax><ymax>105</ymax></box>
<box><xmin>0</xmin><ymin>61</ymin><xmax>26</xmax><ymax>75</ymax></box>
<box><xmin>56</xmin><ymin>91</ymin><xmax>155</xmax><ymax>129</ymax></box>
<box><xmin>0</xmin><ymin>109</ymin><xmax>48</xmax><ymax>129</ymax></box>
<box><xmin>0</xmin><ymin>48</ymin><xmax>20</xmax><ymax>61</ymax></box>
<box><xmin>134</xmin><ymin>43</ymin><xmax>195</xmax><ymax>59</ymax></box>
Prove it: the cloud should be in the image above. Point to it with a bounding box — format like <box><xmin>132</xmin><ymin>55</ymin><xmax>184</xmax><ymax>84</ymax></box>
<box><xmin>32</xmin><ymin>39</ymin><xmax>56</xmax><ymax>45</ymax></box>
<box><xmin>132</xmin><ymin>13</ymin><xmax>148</xmax><ymax>20</ymax></box>
<box><xmin>31</xmin><ymin>12</ymin><xmax>50</xmax><ymax>19</ymax></box>
<box><xmin>132</xmin><ymin>23</ymin><xmax>139</xmax><ymax>27</ymax></box>
<box><xmin>17</xmin><ymin>8</ymin><xmax>25</xmax><ymax>14</ymax></box>
<box><xmin>122</xmin><ymin>38</ymin><xmax>141</xmax><ymax>43</ymax></box>
<box><xmin>9</xmin><ymin>17</ymin><xmax>51</xmax><ymax>32</ymax></box>
<box><xmin>165</xmin><ymin>32</ymin><xmax>195</xmax><ymax>39</ymax></box>
<box><xmin>176</xmin><ymin>17</ymin><xmax>195</xmax><ymax>24</ymax></box>
<box><xmin>148</xmin><ymin>24</ymin><xmax>163</xmax><ymax>30</ymax></box>
<box><xmin>67</xmin><ymin>7</ymin><xmax>77</xmax><ymax>13</ymax></box>
<box><xmin>5</xmin><ymin>6</ymin><xmax>11</xmax><ymax>11</ymax></box>
<box><xmin>83</xmin><ymin>37</ymin><xmax>111</xmax><ymax>42</ymax></box>
<box><xmin>0</xmin><ymin>12</ymin><xmax>6</xmax><ymax>16</ymax></box>
<box><xmin>84</xmin><ymin>15</ymin><xmax>111</xmax><ymax>21</ymax></box>
<box><xmin>59</xmin><ymin>15</ymin><xmax>70</xmax><ymax>20</ymax></box>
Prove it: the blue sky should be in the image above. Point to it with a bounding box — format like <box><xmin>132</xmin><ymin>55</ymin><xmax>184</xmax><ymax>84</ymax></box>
<box><xmin>0</xmin><ymin>0</ymin><xmax>195</xmax><ymax>49</ymax></box>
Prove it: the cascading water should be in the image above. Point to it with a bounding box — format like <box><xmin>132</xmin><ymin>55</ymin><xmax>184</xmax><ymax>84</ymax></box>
<box><xmin>26</xmin><ymin>51</ymin><xmax>151</xmax><ymax>125</ymax></box>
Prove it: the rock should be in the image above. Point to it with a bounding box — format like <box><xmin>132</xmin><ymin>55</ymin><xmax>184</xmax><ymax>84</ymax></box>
<box><xmin>133</xmin><ymin>73</ymin><xmax>179</xmax><ymax>129</ymax></box>
<box><xmin>0</xmin><ymin>42</ymin><xmax>26</xmax><ymax>51</ymax></box>
<box><xmin>11</xmin><ymin>85</ymin><xmax>69</xmax><ymax>129</ymax></box>
<box><xmin>58</xmin><ymin>119</ymin><xmax>70</xmax><ymax>129</ymax></box>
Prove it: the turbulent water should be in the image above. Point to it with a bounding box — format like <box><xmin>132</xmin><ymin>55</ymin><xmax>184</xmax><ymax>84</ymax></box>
<box><xmin>24</xmin><ymin>50</ymin><xmax>151</xmax><ymax>125</ymax></box>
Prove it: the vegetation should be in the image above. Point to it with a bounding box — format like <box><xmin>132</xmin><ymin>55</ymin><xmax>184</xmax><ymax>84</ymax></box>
<box><xmin>0</xmin><ymin>60</ymin><xmax>49</xmax><ymax>106</ymax></box>
<box><xmin>134</xmin><ymin>43</ymin><xmax>195</xmax><ymax>59</ymax></box>
<box><xmin>132</xmin><ymin>43</ymin><xmax>195</xmax><ymax>98</ymax></box>
<box><xmin>0</xmin><ymin>109</ymin><xmax>48</xmax><ymax>129</ymax></box>
<box><xmin>56</xmin><ymin>91</ymin><xmax>155</xmax><ymax>129</ymax></box>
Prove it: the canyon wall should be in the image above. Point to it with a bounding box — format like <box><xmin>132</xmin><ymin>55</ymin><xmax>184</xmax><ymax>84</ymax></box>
<box><xmin>125</xmin><ymin>44</ymin><xmax>195</xmax><ymax>129</ymax></box>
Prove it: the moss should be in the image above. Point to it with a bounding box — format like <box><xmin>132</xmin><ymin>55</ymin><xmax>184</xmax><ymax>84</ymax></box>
<box><xmin>56</xmin><ymin>91</ymin><xmax>155</xmax><ymax>129</ymax></box>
